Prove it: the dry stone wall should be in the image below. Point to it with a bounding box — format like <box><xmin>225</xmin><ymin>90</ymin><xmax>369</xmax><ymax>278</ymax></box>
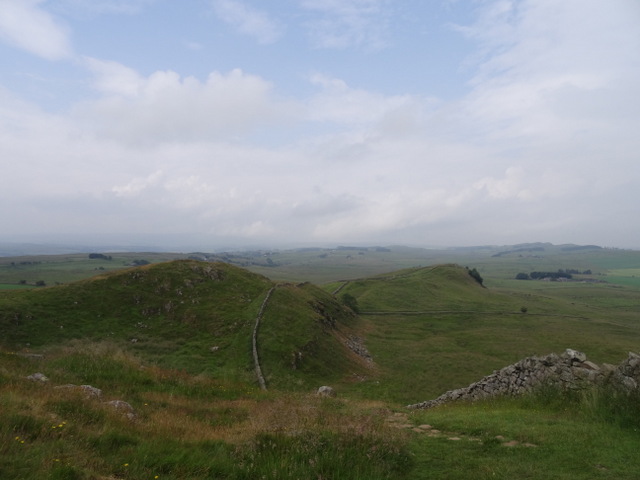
<box><xmin>408</xmin><ymin>349</ymin><xmax>640</xmax><ymax>409</ymax></box>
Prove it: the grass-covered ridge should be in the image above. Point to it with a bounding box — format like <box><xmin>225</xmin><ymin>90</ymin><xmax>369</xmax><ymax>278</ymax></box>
<box><xmin>0</xmin><ymin>260</ymin><xmax>367</xmax><ymax>388</ymax></box>
<box><xmin>337</xmin><ymin>264</ymin><xmax>640</xmax><ymax>404</ymax></box>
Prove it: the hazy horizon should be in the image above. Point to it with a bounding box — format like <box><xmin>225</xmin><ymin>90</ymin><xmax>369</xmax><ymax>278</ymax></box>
<box><xmin>2</xmin><ymin>1</ymin><xmax>639</xmax><ymax>249</ymax></box>
<box><xmin>0</xmin><ymin>236</ymin><xmax>633</xmax><ymax>258</ymax></box>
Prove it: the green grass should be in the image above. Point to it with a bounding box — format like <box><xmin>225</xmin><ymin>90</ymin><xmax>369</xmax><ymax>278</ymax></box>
<box><xmin>1</xmin><ymin>246</ymin><xmax>640</xmax><ymax>478</ymax></box>
<box><xmin>0</xmin><ymin>260</ymin><xmax>371</xmax><ymax>390</ymax></box>
<box><xmin>257</xmin><ymin>282</ymin><xmax>367</xmax><ymax>390</ymax></box>
<box><xmin>406</xmin><ymin>387</ymin><xmax>640</xmax><ymax>479</ymax></box>
<box><xmin>2</xmin><ymin>347</ymin><xmax>639</xmax><ymax>479</ymax></box>
<box><xmin>0</xmin><ymin>252</ymin><xmax>190</xmax><ymax>287</ymax></box>
<box><xmin>0</xmin><ymin>284</ymin><xmax>33</xmax><ymax>290</ymax></box>
<box><xmin>0</xmin><ymin>348</ymin><xmax>411</xmax><ymax>479</ymax></box>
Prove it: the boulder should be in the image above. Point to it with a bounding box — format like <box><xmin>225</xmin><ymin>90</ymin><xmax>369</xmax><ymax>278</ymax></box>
<box><xmin>26</xmin><ymin>372</ymin><xmax>49</xmax><ymax>383</ymax></box>
<box><xmin>105</xmin><ymin>400</ymin><xmax>136</xmax><ymax>420</ymax></box>
<box><xmin>562</xmin><ymin>349</ymin><xmax>587</xmax><ymax>363</ymax></box>
<box><xmin>317</xmin><ymin>386</ymin><xmax>336</xmax><ymax>397</ymax></box>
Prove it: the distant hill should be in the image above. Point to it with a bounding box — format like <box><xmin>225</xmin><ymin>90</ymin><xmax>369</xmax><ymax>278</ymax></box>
<box><xmin>338</xmin><ymin>264</ymin><xmax>502</xmax><ymax>313</ymax></box>
<box><xmin>331</xmin><ymin>263</ymin><xmax>640</xmax><ymax>403</ymax></box>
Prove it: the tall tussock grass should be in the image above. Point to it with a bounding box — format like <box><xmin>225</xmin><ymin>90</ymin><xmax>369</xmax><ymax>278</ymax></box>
<box><xmin>526</xmin><ymin>382</ymin><xmax>640</xmax><ymax>430</ymax></box>
<box><xmin>0</xmin><ymin>348</ymin><xmax>412</xmax><ymax>479</ymax></box>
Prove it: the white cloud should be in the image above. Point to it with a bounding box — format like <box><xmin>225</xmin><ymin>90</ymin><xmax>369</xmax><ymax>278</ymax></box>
<box><xmin>83</xmin><ymin>57</ymin><xmax>144</xmax><ymax>96</ymax></box>
<box><xmin>457</xmin><ymin>0</ymin><xmax>640</xmax><ymax>143</ymax></box>
<box><xmin>1</xmin><ymin>0</ymin><xmax>639</xmax><ymax>248</ymax></box>
<box><xmin>474</xmin><ymin>167</ymin><xmax>532</xmax><ymax>200</ymax></box>
<box><xmin>212</xmin><ymin>0</ymin><xmax>283</xmax><ymax>44</ymax></box>
<box><xmin>301</xmin><ymin>0</ymin><xmax>389</xmax><ymax>49</ymax></box>
<box><xmin>112</xmin><ymin>170</ymin><xmax>164</xmax><ymax>197</ymax></box>
<box><xmin>0</xmin><ymin>0</ymin><xmax>72</xmax><ymax>60</ymax></box>
<box><xmin>78</xmin><ymin>61</ymin><xmax>294</xmax><ymax>144</ymax></box>
<box><xmin>306</xmin><ymin>74</ymin><xmax>435</xmax><ymax>139</ymax></box>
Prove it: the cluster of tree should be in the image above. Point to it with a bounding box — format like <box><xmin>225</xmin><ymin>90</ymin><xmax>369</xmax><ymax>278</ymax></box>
<box><xmin>515</xmin><ymin>268</ymin><xmax>591</xmax><ymax>280</ymax></box>
<box><xmin>466</xmin><ymin>267</ymin><xmax>484</xmax><ymax>286</ymax></box>
<box><xmin>19</xmin><ymin>279</ymin><xmax>46</xmax><ymax>286</ymax></box>
<box><xmin>521</xmin><ymin>271</ymin><xmax>572</xmax><ymax>280</ymax></box>
<box><xmin>340</xmin><ymin>293</ymin><xmax>360</xmax><ymax>313</ymax></box>
<box><xmin>88</xmin><ymin>253</ymin><xmax>112</xmax><ymax>260</ymax></box>
<box><xmin>129</xmin><ymin>259</ymin><xmax>150</xmax><ymax>266</ymax></box>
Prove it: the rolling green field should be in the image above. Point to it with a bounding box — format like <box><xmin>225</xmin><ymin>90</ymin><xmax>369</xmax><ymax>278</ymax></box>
<box><xmin>1</xmin><ymin>243</ymin><xmax>639</xmax><ymax>478</ymax></box>
<box><xmin>0</xmin><ymin>252</ymin><xmax>190</xmax><ymax>289</ymax></box>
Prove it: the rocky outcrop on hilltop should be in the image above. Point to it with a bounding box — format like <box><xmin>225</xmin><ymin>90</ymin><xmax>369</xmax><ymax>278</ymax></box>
<box><xmin>408</xmin><ymin>349</ymin><xmax>640</xmax><ymax>409</ymax></box>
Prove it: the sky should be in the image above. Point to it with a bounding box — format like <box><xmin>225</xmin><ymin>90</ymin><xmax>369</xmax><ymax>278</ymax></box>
<box><xmin>1</xmin><ymin>0</ymin><xmax>639</xmax><ymax>250</ymax></box>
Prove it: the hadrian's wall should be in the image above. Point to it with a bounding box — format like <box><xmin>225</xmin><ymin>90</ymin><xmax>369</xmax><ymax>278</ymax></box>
<box><xmin>408</xmin><ymin>349</ymin><xmax>640</xmax><ymax>410</ymax></box>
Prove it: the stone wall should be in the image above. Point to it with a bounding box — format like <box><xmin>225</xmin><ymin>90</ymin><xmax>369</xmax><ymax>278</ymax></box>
<box><xmin>408</xmin><ymin>349</ymin><xmax>640</xmax><ymax>409</ymax></box>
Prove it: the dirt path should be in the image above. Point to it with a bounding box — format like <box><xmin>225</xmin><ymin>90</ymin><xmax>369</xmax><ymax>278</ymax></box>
<box><xmin>385</xmin><ymin>412</ymin><xmax>537</xmax><ymax>447</ymax></box>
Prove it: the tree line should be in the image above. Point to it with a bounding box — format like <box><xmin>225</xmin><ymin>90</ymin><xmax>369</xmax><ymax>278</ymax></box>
<box><xmin>515</xmin><ymin>268</ymin><xmax>592</xmax><ymax>280</ymax></box>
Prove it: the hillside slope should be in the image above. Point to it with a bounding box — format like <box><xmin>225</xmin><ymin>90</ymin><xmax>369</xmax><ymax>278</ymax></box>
<box><xmin>337</xmin><ymin>264</ymin><xmax>640</xmax><ymax>403</ymax></box>
<box><xmin>0</xmin><ymin>260</ymin><xmax>367</xmax><ymax>389</ymax></box>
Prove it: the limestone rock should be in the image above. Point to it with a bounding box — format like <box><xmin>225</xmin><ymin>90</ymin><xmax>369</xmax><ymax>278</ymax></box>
<box><xmin>563</xmin><ymin>348</ymin><xmax>587</xmax><ymax>363</ymax></box>
<box><xmin>54</xmin><ymin>384</ymin><xmax>103</xmax><ymax>398</ymax></box>
<box><xmin>317</xmin><ymin>385</ymin><xmax>336</xmax><ymax>397</ymax></box>
<box><xmin>105</xmin><ymin>400</ymin><xmax>136</xmax><ymax>420</ymax></box>
<box><xmin>408</xmin><ymin>349</ymin><xmax>640</xmax><ymax>410</ymax></box>
<box><xmin>26</xmin><ymin>372</ymin><xmax>49</xmax><ymax>383</ymax></box>
<box><xmin>80</xmin><ymin>385</ymin><xmax>103</xmax><ymax>398</ymax></box>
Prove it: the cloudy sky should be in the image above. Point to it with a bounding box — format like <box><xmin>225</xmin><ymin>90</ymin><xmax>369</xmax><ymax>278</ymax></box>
<box><xmin>1</xmin><ymin>0</ymin><xmax>639</xmax><ymax>250</ymax></box>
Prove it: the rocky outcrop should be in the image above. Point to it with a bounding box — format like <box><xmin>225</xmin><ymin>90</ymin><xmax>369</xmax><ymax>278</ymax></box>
<box><xmin>345</xmin><ymin>335</ymin><xmax>373</xmax><ymax>364</ymax></box>
<box><xmin>408</xmin><ymin>349</ymin><xmax>640</xmax><ymax>409</ymax></box>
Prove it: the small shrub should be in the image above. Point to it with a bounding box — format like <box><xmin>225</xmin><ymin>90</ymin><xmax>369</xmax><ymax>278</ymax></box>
<box><xmin>340</xmin><ymin>293</ymin><xmax>360</xmax><ymax>313</ymax></box>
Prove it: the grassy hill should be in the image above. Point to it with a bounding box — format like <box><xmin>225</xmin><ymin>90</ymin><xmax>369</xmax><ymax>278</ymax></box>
<box><xmin>1</xmin><ymin>256</ymin><xmax>640</xmax><ymax>479</ymax></box>
<box><xmin>334</xmin><ymin>264</ymin><xmax>640</xmax><ymax>404</ymax></box>
<box><xmin>0</xmin><ymin>260</ymin><xmax>367</xmax><ymax>389</ymax></box>
<box><xmin>2</xmin><ymin>258</ymin><xmax>638</xmax><ymax>400</ymax></box>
